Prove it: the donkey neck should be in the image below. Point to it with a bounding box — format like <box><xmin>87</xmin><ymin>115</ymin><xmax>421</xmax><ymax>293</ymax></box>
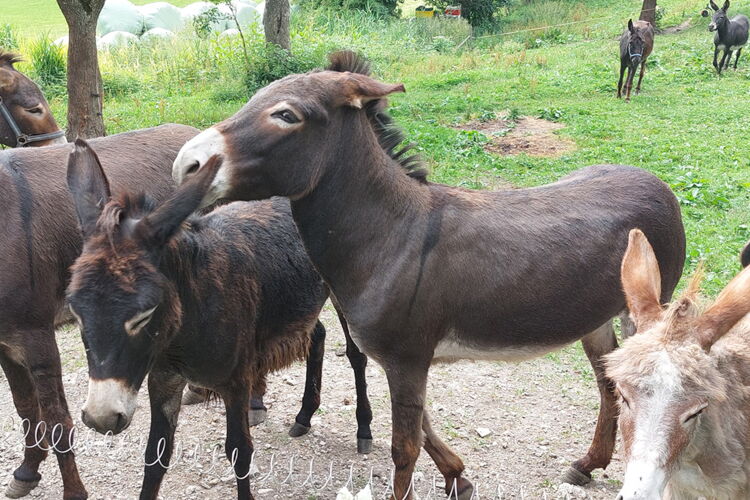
<box><xmin>290</xmin><ymin>112</ymin><xmax>430</xmax><ymax>303</ymax></box>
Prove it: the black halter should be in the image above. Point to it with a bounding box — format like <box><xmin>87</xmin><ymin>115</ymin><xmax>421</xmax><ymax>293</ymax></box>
<box><xmin>0</xmin><ymin>96</ymin><xmax>66</xmax><ymax>147</ymax></box>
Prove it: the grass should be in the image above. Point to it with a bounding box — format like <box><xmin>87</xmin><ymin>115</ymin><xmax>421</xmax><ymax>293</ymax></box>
<box><xmin>6</xmin><ymin>0</ymin><xmax>750</xmax><ymax>302</ymax></box>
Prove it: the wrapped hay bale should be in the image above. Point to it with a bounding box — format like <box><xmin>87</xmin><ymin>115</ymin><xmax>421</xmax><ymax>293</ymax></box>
<box><xmin>53</xmin><ymin>36</ymin><xmax>69</xmax><ymax>47</ymax></box>
<box><xmin>218</xmin><ymin>28</ymin><xmax>241</xmax><ymax>38</ymax></box>
<box><xmin>97</xmin><ymin>0</ymin><xmax>145</xmax><ymax>35</ymax></box>
<box><xmin>98</xmin><ymin>30</ymin><xmax>139</xmax><ymax>50</ymax></box>
<box><xmin>140</xmin><ymin>2</ymin><xmax>184</xmax><ymax>32</ymax></box>
<box><xmin>140</xmin><ymin>27</ymin><xmax>176</xmax><ymax>41</ymax></box>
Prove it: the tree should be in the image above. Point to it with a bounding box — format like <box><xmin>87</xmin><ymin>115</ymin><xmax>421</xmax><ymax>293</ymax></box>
<box><xmin>640</xmin><ymin>0</ymin><xmax>657</xmax><ymax>26</ymax></box>
<box><xmin>57</xmin><ymin>0</ymin><xmax>106</xmax><ymax>140</ymax></box>
<box><xmin>264</xmin><ymin>0</ymin><xmax>290</xmax><ymax>50</ymax></box>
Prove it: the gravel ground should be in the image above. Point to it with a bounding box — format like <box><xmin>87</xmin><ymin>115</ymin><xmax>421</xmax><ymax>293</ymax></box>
<box><xmin>0</xmin><ymin>304</ymin><xmax>624</xmax><ymax>499</ymax></box>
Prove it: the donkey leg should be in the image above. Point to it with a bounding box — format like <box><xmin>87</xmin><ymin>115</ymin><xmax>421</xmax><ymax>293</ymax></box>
<box><xmin>289</xmin><ymin>321</ymin><xmax>325</xmax><ymax>437</ymax></box>
<box><xmin>385</xmin><ymin>359</ymin><xmax>430</xmax><ymax>500</ymax></box>
<box><xmin>617</xmin><ymin>62</ymin><xmax>627</xmax><ymax>98</ymax></box>
<box><xmin>625</xmin><ymin>66</ymin><xmax>635</xmax><ymax>102</ymax></box>
<box><xmin>140</xmin><ymin>369</ymin><xmax>185</xmax><ymax>500</ymax></box>
<box><xmin>562</xmin><ymin>321</ymin><xmax>619</xmax><ymax>486</ymax></box>
<box><xmin>248</xmin><ymin>375</ymin><xmax>268</xmax><ymax>427</ymax></box>
<box><xmin>635</xmin><ymin>61</ymin><xmax>646</xmax><ymax>94</ymax></box>
<box><xmin>718</xmin><ymin>51</ymin><xmax>728</xmax><ymax>74</ymax></box>
<box><xmin>0</xmin><ymin>344</ymin><xmax>47</xmax><ymax>499</ymax></box>
<box><xmin>224</xmin><ymin>388</ymin><xmax>254</xmax><ymax>500</ymax></box>
<box><xmin>725</xmin><ymin>50</ymin><xmax>734</xmax><ymax>69</ymax></box>
<box><xmin>422</xmin><ymin>410</ymin><xmax>473</xmax><ymax>500</ymax></box>
<box><xmin>26</xmin><ymin>332</ymin><xmax>87</xmax><ymax>500</ymax></box>
<box><xmin>713</xmin><ymin>47</ymin><xmax>721</xmax><ymax>73</ymax></box>
<box><xmin>337</xmin><ymin>307</ymin><xmax>374</xmax><ymax>454</ymax></box>
<box><xmin>735</xmin><ymin>48</ymin><xmax>743</xmax><ymax>69</ymax></box>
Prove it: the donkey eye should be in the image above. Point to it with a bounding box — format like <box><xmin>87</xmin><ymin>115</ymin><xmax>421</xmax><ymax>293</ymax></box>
<box><xmin>615</xmin><ymin>388</ymin><xmax>630</xmax><ymax>408</ymax></box>
<box><xmin>26</xmin><ymin>107</ymin><xmax>43</xmax><ymax>115</ymax></box>
<box><xmin>273</xmin><ymin>110</ymin><xmax>299</xmax><ymax>124</ymax></box>
<box><xmin>683</xmin><ymin>403</ymin><xmax>708</xmax><ymax>424</ymax></box>
<box><xmin>125</xmin><ymin>306</ymin><xmax>157</xmax><ymax>336</ymax></box>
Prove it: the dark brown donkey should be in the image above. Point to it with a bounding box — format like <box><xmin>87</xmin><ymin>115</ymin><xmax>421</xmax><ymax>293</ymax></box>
<box><xmin>617</xmin><ymin>19</ymin><xmax>654</xmax><ymax>102</ymax></box>
<box><xmin>172</xmin><ymin>52</ymin><xmax>687</xmax><ymax>500</ymax></box>
<box><xmin>0</xmin><ymin>124</ymin><xmax>197</xmax><ymax>500</ymax></box>
<box><xmin>0</xmin><ymin>51</ymin><xmax>66</xmax><ymax>147</ymax></box>
<box><xmin>65</xmin><ymin>147</ymin><xmax>358</xmax><ymax>500</ymax></box>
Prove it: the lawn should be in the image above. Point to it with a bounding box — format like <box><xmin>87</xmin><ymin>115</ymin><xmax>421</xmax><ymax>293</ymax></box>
<box><xmin>6</xmin><ymin>0</ymin><xmax>750</xmax><ymax>297</ymax></box>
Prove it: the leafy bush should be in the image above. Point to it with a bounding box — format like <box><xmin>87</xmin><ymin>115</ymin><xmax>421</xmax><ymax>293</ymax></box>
<box><xmin>243</xmin><ymin>41</ymin><xmax>326</xmax><ymax>93</ymax></box>
<box><xmin>298</xmin><ymin>0</ymin><xmax>402</xmax><ymax>18</ymax></box>
<box><xmin>429</xmin><ymin>0</ymin><xmax>509</xmax><ymax>29</ymax></box>
<box><xmin>1</xmin><ymin>24</ymin><xmax>18</xmax><ymax>50</ymax></box>
<box><xmin>29</xmin><ymin>36</ymin><xmax>66</xmax><ymax>95</ymax></box>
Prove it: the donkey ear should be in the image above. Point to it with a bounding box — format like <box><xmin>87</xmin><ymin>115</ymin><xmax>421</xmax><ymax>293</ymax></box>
<box><xmin>740</xmin><ymin>241</ymin><xmax>750</xmax><ymax>268</ymax></box>
<box><xmin>67</xmin><ymin>139</ymin><xmax>111</xmax><ymax>238</ymax></box>
<box><xmin>137</xmin><ymin>154</ymin><xmax>223</xmax><ymax>247</ymax></box>
<box><xmin>695</xmin><ymin>264</ymin><xmax>750</xmax><ymax>350</ymax></box>
<box><xmin>621</xmin><ymin>229</ymin><xmax>663</xmax><ymax>331</ymax></box>
<box><xmin>710</xmin><ymin>0</ymin><xmax>720</xmax><ymax>11</ymax></box>
<box><xmin>722</xmin><ymin>0</ymin><xmax>729</xmax><ymax>11</ymax></box>
<box><xmin>628</xmin><ymin>19</ymin><xmax>635</xmax><ymax>32</ymax></box>
<box><xmin>337</xmin><ymin>73</ymin><xmax>405</xmax><ymax>110</ymax></box>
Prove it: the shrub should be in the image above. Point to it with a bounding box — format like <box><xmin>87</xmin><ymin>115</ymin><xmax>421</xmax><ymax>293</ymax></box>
<box><xmin>430</xmin><ymin>0</ymin><xmax>509</xmax><ymax>29</ymax></box>
<box><xmin>29</xmin><ymin>36</ymin><xmax>66</xmax><ymax>95</ymax></box>
<box><xmin>298</xmin><ymin>0</ymin><xmax>402</xmax><ymax>18</ymax></box>
<box><xmin>1</xmin><ymin>24</ymin><xmax>18</xmax><ymax>50</ymax></box>
<box><xmin>243</xmin><ymin>41</ymin><xmax>326</xmax><ymax>94</ymax></box>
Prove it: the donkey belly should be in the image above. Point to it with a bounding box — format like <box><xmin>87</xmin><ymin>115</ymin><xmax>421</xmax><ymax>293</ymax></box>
<box><xmin>433</xmin><ymin>330</ymin><xmax>574</xmax><ymax>363</ymax></box>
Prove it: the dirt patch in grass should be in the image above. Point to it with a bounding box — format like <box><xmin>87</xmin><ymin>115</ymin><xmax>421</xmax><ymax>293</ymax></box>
<box><xmin>457</xmin><ymin>116</ymin><xmax>576</xmax><ymax>157</ymax></box>
<box><xmin>661</xmin><ymin>20</ymin><xmax>692</xmax><ymax>35</ymax></box>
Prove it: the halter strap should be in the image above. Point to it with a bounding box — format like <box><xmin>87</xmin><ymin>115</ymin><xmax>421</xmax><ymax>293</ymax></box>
<box><xmin>0</xmin><ymin>96</ymin><xmax>66</xmax><ymax>147</ymax></box>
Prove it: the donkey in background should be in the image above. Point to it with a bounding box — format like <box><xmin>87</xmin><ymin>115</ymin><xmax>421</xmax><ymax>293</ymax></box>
<box><xmin>608</xmin><ymin>229</ymin><xmax>750</xmax><ymax>500</ymax></box>
<box><xmin>66</xmin><ymin>142</ymin><xmax>371</xmax><ymax>500</ymax></box>
<box><xmin>618</xmin><ymin>19</ymin><xmax>655</xmax><ymax>102</ymax></box>
<box><xmin>708</xmin><ymin>0</ymin><xmax>749</xmax><ymax>73</ymax></box>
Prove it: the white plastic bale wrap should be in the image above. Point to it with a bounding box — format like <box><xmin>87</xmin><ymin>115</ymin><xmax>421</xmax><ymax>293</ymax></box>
<box><xmin>181</xmin><ymin>1</ymin><xmax>230</xmax><ymax>32</ymax></box>
<box><xmin>218</xmin><ymin>1</ymin><xmax>261</xmax><ymax>28</ymax></box>
<box><xmin>218</xmin><ymin>28</ymin><xmax>241</xmax><ymax>38</ymax></box>
<box><xmin>53</xmin><ymin>36</ymin><xmax>69</xmax><ymax>47</ymax></box>
<box><xmin>97</xmin><ymin>30</ymin><xmax>140</xmax><ymax>49</ymax></box>
<box><xmin>140</xmin><ymin>27</ymin><xmax>176</xmax><ymax>41</ymax></box>
<box><xmin>97</xmin><ymin>0</ymin><xmax>145</xmax><ymax>35</ymax></box>
<box><xmin>255</xmin><ymin>1</ymin><xmax>265</xmax><ymax>20</ymax></box>
<box><xmin>139</xmin><ymin>2</ymin><xmax>185</xmax><ymax>31</ymax></box>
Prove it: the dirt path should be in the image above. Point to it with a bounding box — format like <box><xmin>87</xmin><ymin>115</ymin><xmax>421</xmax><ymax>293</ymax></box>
<box><xmin>0</xmin><ymin>304</ymin><xmax>624</xmax><ymax>499</ymax></box>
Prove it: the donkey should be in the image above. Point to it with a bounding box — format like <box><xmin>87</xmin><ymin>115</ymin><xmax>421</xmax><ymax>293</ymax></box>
<box><xmin>607</xmin><ymin>229</ymin><xmax>750</xmax><ymax>500</ymax></box>
<box><xmin>172</xmin><ymin>51</ymin><xmax>687</xmax><ymax>499</ymax></box>
<box><xmin>618</xmin><ymin>19</ymin><xmax>654</xmax><ymax>102</ymax></box>
<box><xmin>65</xmin><ymin>145</ymin><xmax>363</xmax><ymax>500</ymax></box>
<box><xmin>708</xmin><ymin>0</ymin><xmax>749</xmax><ymax>74</ymax></box>
<box><xmin>0</xmin><ymin>51</ymin><xmax>66</xmax><ymax>147</ymax></box>
<box><xmin>0</xmin><ymin>124</ymin><xmax>197</xmax><ymax>500</ymax></box>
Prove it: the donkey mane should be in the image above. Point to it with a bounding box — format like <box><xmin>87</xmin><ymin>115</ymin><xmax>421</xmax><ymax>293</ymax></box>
<box><xmin>0</xmin><ymin>51</ymin><xmax>22</xmax><ymax>68</ymax></box>
<box><xmin>97</xmin><ymin>192</ymin><xmax>157</xmax><ymax>241</ymax></box>
<box><xmin>326</xmin><ymin>51</ymin><xmax>428</xmax><ymax>183</ymax></box>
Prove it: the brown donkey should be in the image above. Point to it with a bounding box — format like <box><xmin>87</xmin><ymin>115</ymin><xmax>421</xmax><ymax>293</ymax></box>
<box><xmin>65</xmin><ymin>147</ymin><xmax>368</xmax><ymax>500</ymax></box>
<box><xmin>172</xmin><ymin>52</ymin><xmax>686</xmax><ymax>499</ymax></box>
<box><xmin>0</xmin><ymin>124</ymin><xmax>197</xmax><ymax>500</ymax></box>
<box><xmin>0</xmin><ymin>51</ymin><xmax>66</xmax><ymax>147</ymax></box>
<box><xmin>608</xmin><ymin>230</ymin><xmax>750</xmax><ymax>500</ymax></box>
<box><xmin>618</xmin><ymin>20</ymin><xmax>654</xmax><ymax>102</ymax></box>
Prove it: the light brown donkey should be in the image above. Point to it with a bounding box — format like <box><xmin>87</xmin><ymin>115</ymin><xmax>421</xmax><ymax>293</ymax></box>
<box><xmin>607</xmin><ymin>229</ymin><xmax>750</xmax><ymax>500</ymax></box>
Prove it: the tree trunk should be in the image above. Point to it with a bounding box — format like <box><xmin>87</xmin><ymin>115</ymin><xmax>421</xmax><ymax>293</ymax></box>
<box><xmin>57</xmin><ymin>0</ymin><xmax>106</xmax><ymax>140</ymax></box>
<box><xmin>639</xmin><ymin>0</ymin><xmax>657</xmax><ymax>26</ymax></box>
<box><xmin>263</xmin><ymin>0</ymin><xmax>290</xmax><ymax>51</ymax></box>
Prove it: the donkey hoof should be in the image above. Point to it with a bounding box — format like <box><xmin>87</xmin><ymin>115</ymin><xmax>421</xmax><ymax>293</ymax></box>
<box><xmin>248</xmin><ymin>408</ymin><xmax>268</xmax><ymax>427</ymax></box>
<box><xmin>357</xmin><ymin>438</ymin><xmax>373</xmax><ymax>454</ymax></box>
<box><xmin>561</xmin><ymin>466</ymin><xmax>592</xmax><ymax>486</ymax></box>
<box><xmin>288</xmin><ymin>422</ymin><xmax>311</xmax><ymax>437</ymax></box>
<box><xmin>5</xmin><ymin>477</ymin><xmax>40</xmax><ymax>499</ymax></box>
<box><xmin>455</xmin><ymin>478</ymin><xmax>475</xmax><ymax>500</ymax></box>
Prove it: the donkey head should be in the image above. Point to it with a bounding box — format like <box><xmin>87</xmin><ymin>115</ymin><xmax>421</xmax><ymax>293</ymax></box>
<box><xmin>607</xmin><ymin>229</ymin><xmax>750</xmax><ymax>500</ymax></box>
<box><xmin>709</xmin><ymin>0</ymin><xmax>731</xmax><ymax>31</ymax></box>
<box><xmin>0</xmin><ymin>51</ymin><xmax>65</xmax><ymax>147</ymax></box>
<box><xmin>172</xmin><ymin>51</ymin><xmax>406</xmax><ymax>206</ymax></box>
<box><xmin>626</xmin><ymin>20</ymin><xmax>646</xmax><ymax>65</ymax></box>
<box><xmin>66</xmin><ymin>139</ymin><xmax>222</xmax><ymax>434</ymax></box>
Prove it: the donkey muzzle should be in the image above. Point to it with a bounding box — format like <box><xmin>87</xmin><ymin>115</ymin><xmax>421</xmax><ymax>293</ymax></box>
<box><xmin>708</xmin><ymin>23</ymin><xmax>717</xmax><ymax>31</ymax></box>
<box><xmin>81</xmin><ymin>378</ymin><xmax>137</xmax><ymax>435</ymax></box>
